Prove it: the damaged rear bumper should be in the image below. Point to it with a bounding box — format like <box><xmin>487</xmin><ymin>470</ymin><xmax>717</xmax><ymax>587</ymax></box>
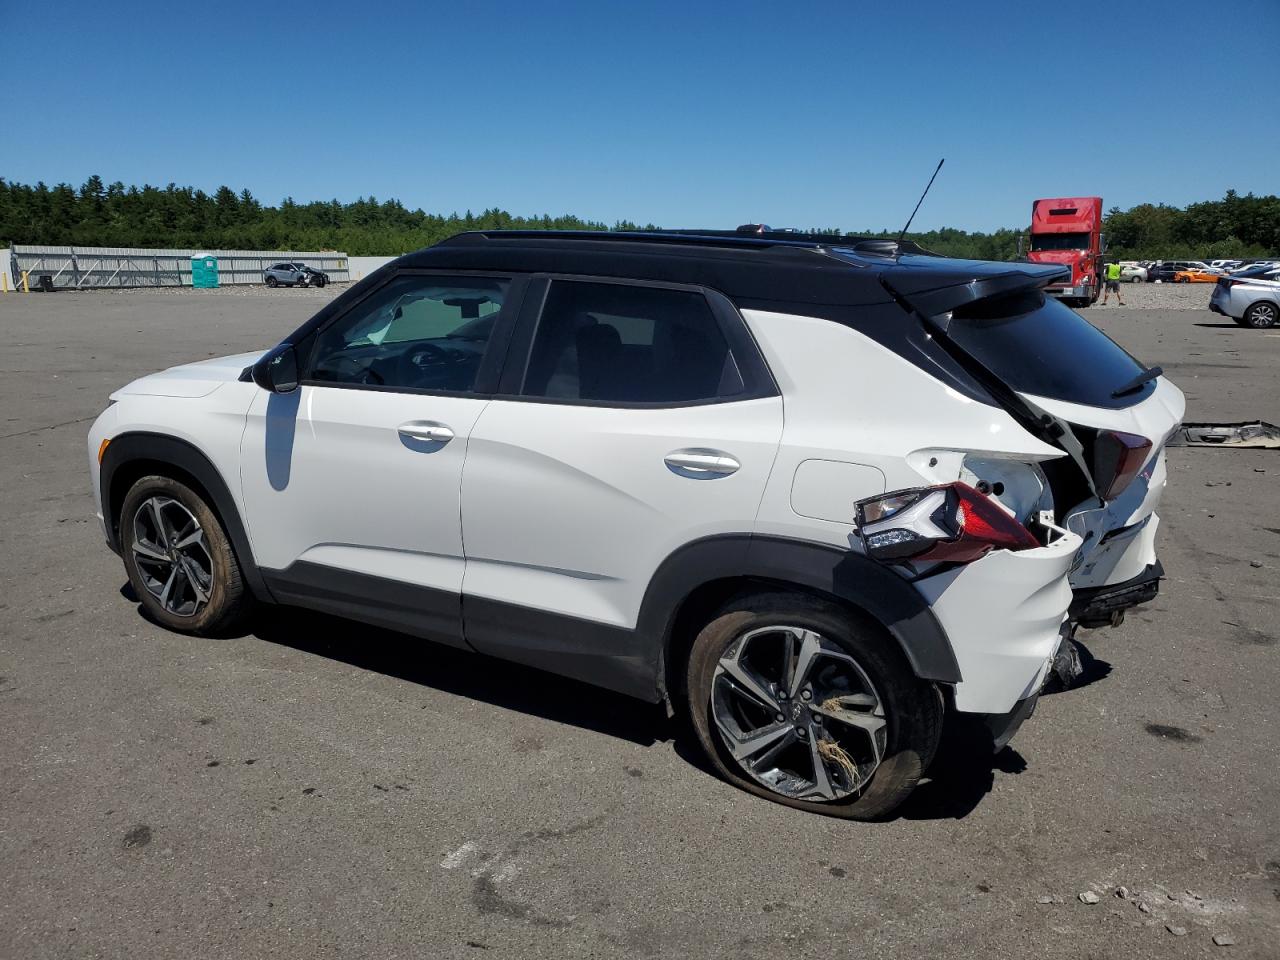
<box><xmin>1070</xmin><ymin>560</ymin><xmax>1163</xmax><ymax>627</ymax></box>
<box><xmin>915</xmin><ymin>526</ymin><xmax>1082</xmax><ymax>716</ymax></box>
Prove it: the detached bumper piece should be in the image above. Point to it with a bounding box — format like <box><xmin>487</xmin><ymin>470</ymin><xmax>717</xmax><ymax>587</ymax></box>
<box><xmin>1069</xmin><ymin>561</ymin><xmax>1163</xmax><ymax>628</ymax></box>
<box><xmin>982</xmin><ymin>693</ymin><xmax>1039</xmax><ymax>751</ymax></box>
<box><xmin>1166</xmin><ymin>421</ymin><xmax>1280</xmax><ymax>449</ymax></box>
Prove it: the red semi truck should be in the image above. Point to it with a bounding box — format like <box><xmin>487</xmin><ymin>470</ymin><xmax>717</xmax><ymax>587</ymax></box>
<box><xmin>1021</xmin><ymin>197</ymin><xmax>1105</xmax><ymax>307</ymax></box>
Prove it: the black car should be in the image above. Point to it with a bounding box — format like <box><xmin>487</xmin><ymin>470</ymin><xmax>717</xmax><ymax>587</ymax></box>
<box><xmin>1147</xmin><ymin>260</ymin><xmax>1217</xmax><ymax>283</ymax></box>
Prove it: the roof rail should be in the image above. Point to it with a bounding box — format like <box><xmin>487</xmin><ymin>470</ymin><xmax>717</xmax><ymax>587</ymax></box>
<box><xmin>437</xmin><ymin>229</ymin><xmax>942</xmax><ymax>259</ymax></box>
<box><xmin>439</xmin><ymin>230</ymin><xmax>824</xmax><ymax>250</ymax></box>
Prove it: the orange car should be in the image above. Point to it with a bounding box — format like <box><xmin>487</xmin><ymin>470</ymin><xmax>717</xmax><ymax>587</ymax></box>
<box><xmin>1174</xmin><ymin>269</ymin><xmax>1220</xmax><ymax>283</ymax></box>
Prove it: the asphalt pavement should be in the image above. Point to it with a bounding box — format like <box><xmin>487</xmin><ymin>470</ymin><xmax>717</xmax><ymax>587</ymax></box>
<box><xmin>1</xmin><ymin>287</ymin><xmax>1277</xmax><ymax>958</ymax></box>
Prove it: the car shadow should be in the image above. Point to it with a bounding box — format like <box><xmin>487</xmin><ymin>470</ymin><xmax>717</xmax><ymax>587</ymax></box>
<box><xmin>119</xmin><ymin>582</ymin><xmax>1058</xmax><ymax>819</ymax></box>
<box><xmin>121</xmin><ymin>581</ymin><xmax>669</xmax><ymax>745</ymax></box>
<box><xmin>249</xmin><ymin>605</ymin><xmax>672</xmax><ymax>747</ymax></box>
<box><xmin>898</xmin><ymin>635</ymin><xmax>1111</xmax><ymax>820</ymax></box>
<box><xmin>1192</xmin><ymin>322</ymin><xmax>1240</xmax><ymax>329</ymax></box>
<box><xmin>895</xmin><ymin>715</ymin><xmax>1028</xmax><ymax>821</ymax></box>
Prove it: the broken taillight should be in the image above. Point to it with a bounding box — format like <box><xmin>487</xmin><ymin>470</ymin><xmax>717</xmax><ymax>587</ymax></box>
<box><xmin>1092</xmin><ymin>430</ymin><xmax>1152</xmax><ymax>501</ymax></box>
<box><xmin>855</xmin><ymin>482</ymin><xmax>1040</xmax><ymax>565</ymax></box>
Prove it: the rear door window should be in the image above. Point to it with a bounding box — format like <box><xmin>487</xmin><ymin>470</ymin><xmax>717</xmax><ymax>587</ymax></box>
<box><xmin>520</xmin><ymin>281</ymin><xmax>747</xmax><ymax>405</ymax></box>
<box><xmin>945</xmin><ymin>290</ymin><xmax>1153</xmax><ymax>408</ymax></box>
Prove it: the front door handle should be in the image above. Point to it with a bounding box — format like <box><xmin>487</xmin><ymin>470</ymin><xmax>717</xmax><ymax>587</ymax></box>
<box><xmin>398</xmin><ymin>421</ymin><xmax>455</xmax><ymax>444</ymax></box>
<box><xmin>664</xmin><ymin>449</ymin><xmax>740</xmax><ymax>478</ymax></box>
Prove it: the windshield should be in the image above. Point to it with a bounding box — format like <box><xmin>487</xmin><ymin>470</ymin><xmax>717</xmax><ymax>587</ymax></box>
<box><xmin>946</xmin><ymin>289</ymin><xmax>1153</xmax><ymax>408</ymax></box>
<box><xmin>1030</xmin><ymin>232</ymin><xmax>1091</xmax><ymax>252</ymax></box>
<box><xmin>344</xmin><ymin>283</ymin><xmax>505</xmax><ymax>346</ymax></box>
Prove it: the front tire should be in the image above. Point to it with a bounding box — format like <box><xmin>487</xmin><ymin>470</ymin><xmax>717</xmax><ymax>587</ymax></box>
<box><xmin>1243</xmin><ymin>301</ymin><xmax>1279</xmax><ymax>328</ymax></box>
<box><xmin>313</xmin><ymin>275</ymin><xmax>326</xmax><ymax>288</ymax></box>
<box><xmin>120</xmin><ymin>475</ymin><xmax>250</xmax><ymax>636</ymax></box>
<box><xmin>685</xmin><ymin>592</ymin><xmax>942</xmax><ymax>819</ymax></box>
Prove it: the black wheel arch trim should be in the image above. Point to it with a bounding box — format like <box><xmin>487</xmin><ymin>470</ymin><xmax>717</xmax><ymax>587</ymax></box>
<box><xmin>643</xmin><ymin>534</ymin><xmax>963</xmax><ymax>694</ymax></box>
<box><xmin>99</xmin><ymin>432</ymin><xmax>273</xmax><ymax>602</ymax></box>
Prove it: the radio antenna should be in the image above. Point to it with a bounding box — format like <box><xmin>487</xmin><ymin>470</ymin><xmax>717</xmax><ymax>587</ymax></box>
<box><xmin>896</xmin><ymin>158</ymin><xmax>945</xmax><ymax>246</ymax></box>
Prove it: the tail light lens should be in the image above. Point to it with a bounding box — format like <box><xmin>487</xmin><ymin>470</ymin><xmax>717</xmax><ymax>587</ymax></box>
<box><xmin>856</xmin><ymin>482</ymin><xmax>1040</xmax><ymax>565</ymax></box>
<box><xmin>1092</xmin><ymin>430</ymin><xmax>1152</xmax><ymax>501</ymax></box>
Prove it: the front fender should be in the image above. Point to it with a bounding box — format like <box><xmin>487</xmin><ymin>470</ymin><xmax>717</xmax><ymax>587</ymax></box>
<box><xmin>99</xmin><ymin>432</ymin><xmax>273</xmax><ymax>602</ymax></box>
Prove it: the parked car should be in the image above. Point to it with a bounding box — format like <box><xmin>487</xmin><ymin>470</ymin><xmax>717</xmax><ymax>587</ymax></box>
<box><xmin>1210</xmin><ymin>265</ymin><xmax>1280</xmax><ymax>327</ymax></box>
<box><xmin>1173</xmin><ymin>268</ymin><xmax>1220</xmax><ymax>283</ymax></box>
<box><xmin>1232</xmin><ymin>260</ymin><xmax>1278</xmax><ymax>273</ymax></box>
<box><xmin>1119</xmin><ymin>264</ymin><xmax>1148</xmax><ymax>282</ymax></box>
<box><xmin>264</xmin><ymin>262</ymin><xmax>329</xmax><ymax>288</ymax></box>
<box><xmin>87</xmin><ymin>231</ymin><xmax>1182</xmax><ymax>819</ymax></box>
<box><xmin>1148</xmin><ymin>260</ymin><xmax>1215</xmax><ymax>282</ymax></box>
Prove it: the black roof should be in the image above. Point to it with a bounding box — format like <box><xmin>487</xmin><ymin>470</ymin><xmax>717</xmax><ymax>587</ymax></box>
<box><xmin>397</xmin><ymin>231</ymin><xmax>1067</xmax><ymax>313</ymax></box>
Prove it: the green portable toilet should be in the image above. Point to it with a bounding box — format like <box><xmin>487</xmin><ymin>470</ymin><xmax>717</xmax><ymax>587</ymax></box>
<box><xmin>190</xmin><ymin>254</ymin><xmax>219</xmax><ymax>288</ymax></box>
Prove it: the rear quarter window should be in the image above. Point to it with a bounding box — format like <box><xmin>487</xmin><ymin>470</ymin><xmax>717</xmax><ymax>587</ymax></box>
<box><xmin>947</xmin><ymin>290</ymin><xmax>1153</xmax><ymax>408</ymax></box>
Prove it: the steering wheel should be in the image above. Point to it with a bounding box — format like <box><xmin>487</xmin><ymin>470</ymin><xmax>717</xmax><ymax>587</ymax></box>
<box><xmin>397</xmin><ymin>342</ymin><xmax>452</xmax><ymax>387</ymax></box>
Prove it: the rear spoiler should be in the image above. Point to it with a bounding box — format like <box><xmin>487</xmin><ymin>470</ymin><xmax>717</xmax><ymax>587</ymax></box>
<box><xmin>879</xmin><ymin>263</ymin><xmax>1069</xmax><ymax>322</ymax></box>
<box><xmin>880</xmin><ymin>261</ymin><xmax>1098</xmax><ymax>501</ymax></box>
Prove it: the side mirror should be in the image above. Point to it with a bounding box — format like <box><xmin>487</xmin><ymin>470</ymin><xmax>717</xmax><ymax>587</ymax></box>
<box><xmin>1099</xmin><ymin>232</ymin><xmax>1108</xmax><ymax>253</ymax></box>
<box><xmin>251</xmin><ymin>343</ymin><xmax>300</xmax><ymax>393</ymax></box>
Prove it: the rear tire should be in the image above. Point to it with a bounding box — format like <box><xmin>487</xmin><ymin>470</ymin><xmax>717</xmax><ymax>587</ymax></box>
<box><xmin>1243</xmin><ymin>301</ymin><xmax>1278</xmax><ymax>329</ymax></box>
<box><xmin>685</xmin><ymin>591</ymin><xmax>942</xmax><ymax>820</ymax></box>
<box><xmin>119</xmin><ymin>475</ymin><xmax>251</xmax><ymax>636</ymax></box>
<box><xmin>265</xmin><ymin>275</ymin><xmax>277</xmax><ymax>287</ymax></box>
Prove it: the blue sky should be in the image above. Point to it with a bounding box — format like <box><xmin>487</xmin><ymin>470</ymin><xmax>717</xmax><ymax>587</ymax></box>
<box><xmin>4</xmin><ymin>0</ymin><xmax>1277</xmax><ymax>232</ymax></box>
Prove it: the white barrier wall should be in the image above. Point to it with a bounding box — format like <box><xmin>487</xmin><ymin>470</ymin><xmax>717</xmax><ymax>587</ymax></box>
<box><xmin>347</xmin><ymin>256</ymin><xmax>397</xmax><ymax>281</ymax></box>
<box><xmin>10</xmin><ymin>245</ymin><xmax>351</xmax><ymax>289</ymax></box>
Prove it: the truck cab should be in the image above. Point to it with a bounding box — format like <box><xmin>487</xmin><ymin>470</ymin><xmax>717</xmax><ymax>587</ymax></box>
<box><xmin>1023</xmin><ymin>197</ymin><xmax>1104</xmax><ymax>307</ymax></box>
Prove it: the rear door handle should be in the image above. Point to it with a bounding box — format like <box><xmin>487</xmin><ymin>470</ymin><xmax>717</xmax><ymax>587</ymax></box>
<box><xmin>664</xmin><ymin>449</ymin><xmax>740</xmax><ymax>478</ymax></box>
<box><xmin>398</xmin><ymin>421</ymin><xmax>455</xmax><ymax>444</ymax></box>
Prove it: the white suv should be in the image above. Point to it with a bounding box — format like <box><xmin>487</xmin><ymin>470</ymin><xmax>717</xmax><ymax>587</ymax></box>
<box><xmin>87</xmin><ymin>231</ymin><xmax>1183</xmax><ymax>819</ymax></box>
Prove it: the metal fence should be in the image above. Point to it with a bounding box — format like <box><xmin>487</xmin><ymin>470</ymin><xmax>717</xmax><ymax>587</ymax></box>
<box><xmin>7</xmin><ymin>245</ymin><xmax>350</xmax><ymax>289</ymax></box>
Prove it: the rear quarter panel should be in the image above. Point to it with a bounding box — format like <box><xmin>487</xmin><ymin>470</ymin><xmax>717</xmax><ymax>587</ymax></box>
<box><xmin>740</xmin><ymin>308</ymin><xmax>1062</xmax><ymax>547</ymax></box>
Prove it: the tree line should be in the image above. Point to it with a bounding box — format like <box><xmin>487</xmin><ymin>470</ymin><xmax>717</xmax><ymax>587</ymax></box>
<box><xmin>1</xmin><ymin>176</ymin><xmax>1276</xmax><ymax>260</ymax></box>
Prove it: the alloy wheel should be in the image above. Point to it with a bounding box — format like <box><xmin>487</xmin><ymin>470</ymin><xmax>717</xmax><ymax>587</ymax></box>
<box><xmin>131</xmin><ymin>496</ymin><xmax>214</xmax><ymax>617</ymax></box>
<box><xmin>711</xmin><ymin>625</ymin><xmax>886</xmax><ymax>802</ymax></box>
<box><xmin>1248</xmin><ymin>303</ymin><xmax>1277</xmax><ymax>327</ymax></box>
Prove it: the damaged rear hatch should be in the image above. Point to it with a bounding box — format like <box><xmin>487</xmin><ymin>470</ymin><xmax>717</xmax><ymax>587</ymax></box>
<box><xmin>878</xmin><ymin>256</ymin><xmax>1186</xmax><ymax>592</ymax></box>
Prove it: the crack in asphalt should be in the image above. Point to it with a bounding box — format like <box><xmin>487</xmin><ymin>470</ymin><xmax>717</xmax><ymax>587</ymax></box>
<box><xmin>0</xmin><ymin>415</ymin><xmax>96</xmax><ymax>441</ymax></box>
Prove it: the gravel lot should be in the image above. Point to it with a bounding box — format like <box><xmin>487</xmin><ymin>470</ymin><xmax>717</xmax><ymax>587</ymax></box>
<box><xmin>1</xmin><ymin>286</ymin><xmax>1277</xmax><ymax>959</ymax></box>
<box><xmin>1093</xmin><ymin>280</ymin><xmax>1220</xmax><ymax>310</ymax></box>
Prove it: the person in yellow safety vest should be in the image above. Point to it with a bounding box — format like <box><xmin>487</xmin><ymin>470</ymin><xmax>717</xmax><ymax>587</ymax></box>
<box><xmin>1100</xmin><ymin>260</ymin><xmax>1125</xmax><ymax>306</ymax></box>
